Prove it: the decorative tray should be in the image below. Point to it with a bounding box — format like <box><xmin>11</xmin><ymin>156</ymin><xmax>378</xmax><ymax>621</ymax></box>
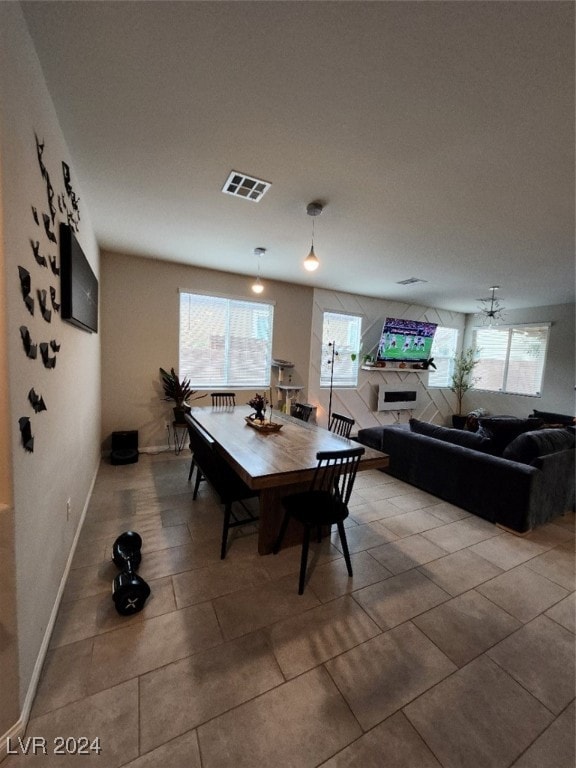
<box><xmin>245</xmin><ymin>416</ymin><xmax>283</xmax><ymax>433</ymax></box>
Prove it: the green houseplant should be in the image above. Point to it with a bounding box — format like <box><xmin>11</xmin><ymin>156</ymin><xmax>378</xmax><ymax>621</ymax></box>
<box><xmin>450</xmin><ymin>347</ymin><xmax>479</xmax><ymax>427</ymax></box>
<box><xmin>159</xmin><ymin>367</ymin><xmax>205</xmax><ymax>423</ymax></box>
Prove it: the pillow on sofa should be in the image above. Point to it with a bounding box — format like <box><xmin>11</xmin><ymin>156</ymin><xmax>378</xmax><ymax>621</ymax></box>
<box><xmin>409</xmin><ymin>418</ymin><xmax>493</xmax><ymax>452</ymax></box>
<box><xmin>532</xmin><ymin>409</ymin><xmax>575</xmax><ymax>427</ymax></box>
<box><xmin>503</xmin><ymin>427</ymin><xmax>575</xmax><ymax>465</ymax></box>
<box><xmin>478</xmin><ymin>416</ymin><xmax>543</xmax><ymax>455</ymax></box>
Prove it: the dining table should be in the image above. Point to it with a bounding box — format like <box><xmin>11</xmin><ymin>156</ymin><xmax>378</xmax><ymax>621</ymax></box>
<box><xmin>187</xmin><ymin>404</ymin><xmax>389</xmax><ymax>553</ymax></box>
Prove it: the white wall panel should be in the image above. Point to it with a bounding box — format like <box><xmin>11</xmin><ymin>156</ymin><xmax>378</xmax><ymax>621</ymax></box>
<box><xmin>308</xmin><ymin>288</ymin><xmax>466</xmax><ymax>430</ymax></box>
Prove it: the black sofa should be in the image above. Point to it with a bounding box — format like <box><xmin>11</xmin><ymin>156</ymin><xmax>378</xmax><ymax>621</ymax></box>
<box><xmin>357</xmin><ymin>417</ymin><xmax>575</xmax><ymax>533</ymax></box>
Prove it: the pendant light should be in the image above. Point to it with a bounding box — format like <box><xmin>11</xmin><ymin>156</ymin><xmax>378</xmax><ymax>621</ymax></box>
<box><xmin>477</xmin><ymin>285</ymin><xmax>506</xmax><ymax>326</ymax></box>
<box><xmin>251</xmin><ymin>247</ymin><xmax>266</xmax><ymax>294</ymax></box>
<box><xmin>303</xmin><ymin>201</ymin><xmax>323</xmax><ymax>272</ymax></box>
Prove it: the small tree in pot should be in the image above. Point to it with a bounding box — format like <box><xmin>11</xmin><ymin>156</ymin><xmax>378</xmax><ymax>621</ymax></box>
<box><xmin>450</xmin><ymin>347</ymin><xmax>479</xmax><ymax>428</ymax></box>
<box><xmin>159</xmin><ymin>368</ymin><xmax>205</xmax><ymax>423</ymax></box>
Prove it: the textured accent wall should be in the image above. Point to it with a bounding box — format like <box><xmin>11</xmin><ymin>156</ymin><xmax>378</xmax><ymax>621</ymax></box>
<box><xmin>308</xmin><ymin>288</ymin><xmax>466</xmax><ymax>430</ymax></box>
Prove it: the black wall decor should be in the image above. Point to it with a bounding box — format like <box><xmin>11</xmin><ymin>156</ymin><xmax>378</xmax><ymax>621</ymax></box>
<box><xmin>20</xmin><ymin>326</ymin><xmax>37</xmax><ymax>359</ymax></box>
<box><xmin>28</xmin><ymin>388</ymin><xmax>47</xmax><ymax>413</ymax></box>
<box><xmin>60</xmin><ymin>223</ymin><xmax>98</xmax><ymax>333</ymax></box>
<box><xmin>43</xmin><ymin>213</ymin><xmax>57</xmax><ymax>243</ymax></box>
<box><xmin>39</xmin><ymin>342</ymin><xmax>56</xmax><ymax>369</ymax></box>
<box><xmin>62</xmin><ymin>161</ymin><xmax>80</xmax><ymax>230</ymax></box>
<box><xmin>18</xmin><ymin>266</ymin><xmax>34</xmax><ymax>315</ymax></box>
<box><xmin>37</xmin><ymin>289</ymin><xmax>52</xmax><ymax>323</ymax></box>
<box><xmin>19</xmin><ymin>417</ymin><xmax>34</xmax><ymax>452</ymax></box>
<box><xmin>30</xmin><ymin>240</ymin><xmax>47</xmax><ymax>268</ymax></box>
<box><xmin>20</xmin><ymin>134</ymin><xmax>82</xmax><ymax>452</ymax></box>
<box><xmin>50</xmin><ymin>286</ymin><xmax>60</xmax><ymax>312</ymax></box>
<box><xmin>35</xmin><ymin>133</ymin><xmax>57</xmax><ymax>224</ymax></box>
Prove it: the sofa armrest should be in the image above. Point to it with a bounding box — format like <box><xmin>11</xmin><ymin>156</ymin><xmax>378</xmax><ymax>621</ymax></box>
<box><xmin>528</xmin><ymin>449</ymin><xmax>575</xmax><ymax>527</ymax></box>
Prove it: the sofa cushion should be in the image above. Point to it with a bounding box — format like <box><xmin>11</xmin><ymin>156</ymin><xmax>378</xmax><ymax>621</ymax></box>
<box><xmin>409</xmin><ymin>418</ymin><xmax>493</xmax><ymax>452</ymax></box>
<box><xmin>503</xmin><ymin>427</ymin><xmax>575</xmax><ymax>465</ymax></box>
<box><xmin>532</xmin><ymin>409</ymin><xmax>575</xmax><ymax>427</ymax></box>
<box><xmin>477</xmin><ymin>416</ymin><xmax>543</xmax><ymax>455</ymax></box>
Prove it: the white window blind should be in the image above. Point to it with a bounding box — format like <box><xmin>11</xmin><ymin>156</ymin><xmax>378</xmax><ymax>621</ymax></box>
<box><xmin>321</xmin><ymin>311</ymin><xmax>362</xmax><ymax>387</ymax></box>
<box><xmin>428</xmin><ymin>327</ymin><xmax>459</xmax><ymax>387</ymax></box>
<box><xmin>473</xmin><ymin>324</ymin><xmax>549</xmax><ymax>396</ymax></box>
<box><xmin>179</xmin><ymin>292</ymin><xmax>274</xmax><ymax>388</ymax></box>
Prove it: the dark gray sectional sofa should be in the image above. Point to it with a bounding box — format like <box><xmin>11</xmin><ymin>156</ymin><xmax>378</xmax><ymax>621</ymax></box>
<box><xmin>357</xmin><ymin>417</ymin><xmax>575</xmax><ymax>533</ymax></box>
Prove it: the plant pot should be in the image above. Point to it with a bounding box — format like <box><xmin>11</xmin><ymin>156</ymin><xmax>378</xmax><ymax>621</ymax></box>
<box><xmin>173</xmin><ymin>405</ymin><xmax>190</xmax><ymax>424</ymax></box>
<box><xmin>451</xmin><ymin>414</ymin><xmax>467</xmax><ymax>430</ymax></box>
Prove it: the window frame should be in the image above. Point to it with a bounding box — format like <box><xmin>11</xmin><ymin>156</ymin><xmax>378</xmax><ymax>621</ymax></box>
<box><xmin>471</xmin><ymin>322</ymin><xmax>550</xmax><ymax>397</ymax></box>
<box><xmin>427</xmin><ymin>326</ymin><xmax>460</xmax><ymax>388</ymax></box>
<box><xmin>178</xmin><ymin>289</ymin><xmax>274</xmax><ymax>389</ymax></box>
<box><xmin>320</xmin><ymin>310</ymin><xmax>363</xmax><ymax>388</ymax></box>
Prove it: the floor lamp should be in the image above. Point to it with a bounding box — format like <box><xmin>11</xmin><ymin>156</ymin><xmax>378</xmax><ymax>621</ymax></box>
<box><xmin>326</xmin><ymin>341</ymin><xmax>338</xmax><ymax>426</ymax></box>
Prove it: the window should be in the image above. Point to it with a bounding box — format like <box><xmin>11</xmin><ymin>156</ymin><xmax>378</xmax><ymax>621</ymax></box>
<box><xmin>472</xmin><ymin>324</ymin><xmax>550</xmax><ymax>396</ymax></box>
<box><xmin>428</xmin><ymin>327</ymin><xmax>459</xmax><ymax>387</ymax></box>
<box><xmin>321</xmin><ymin>311</ymin><xmax>362</xmax><ymax>387</ymax></box>
<box><xmin>179</xmin><ymin>292</ymin><xmax>274</xmax><ymax>388</ymax></box>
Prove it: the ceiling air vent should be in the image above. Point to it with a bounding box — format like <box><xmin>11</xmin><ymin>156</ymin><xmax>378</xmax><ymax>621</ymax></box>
<box><xmin>396</xmin><ymin>277</ymin><xmax>428</xmax><ymax>285</ymax></box>
<box><xmin>222</xmin><ymin>171</ymin><xmax>271</xmax><ymax>202</ymax></box>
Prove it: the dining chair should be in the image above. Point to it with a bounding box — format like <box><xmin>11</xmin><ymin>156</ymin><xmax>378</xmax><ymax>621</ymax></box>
<box><xmin>187</xmin><ymin>392</ymin><xmax>236</xmax><ymax>482</ymax></box>
<box><xmin>211</xmin><ymin>392</ymin><xmax>236</xmax><ymax>407</ymax></box>
<box><xmin>272</xmin><ymin>446</ymin><xmax>365</xmax><ymax>594</ymax></box>
<box><xmin>328</xmin><ymin>412</ymin><xmax>355</xmax><ymax>439</ymax></box>
<box><xmin>291</xmin><ymin>402</ymin><xmax>313</xmax><ymax>422</ymax></box>
<box><xmin>186</xmin><ymin>416</ymin><xmax>258</xmax><ymax>559</ymax></box>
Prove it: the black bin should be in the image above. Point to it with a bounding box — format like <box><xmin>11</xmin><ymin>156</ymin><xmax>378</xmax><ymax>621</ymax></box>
<box><xmin>110</xmin><ymin>430</ymin><xmax>139</xmax><ymax>465</ymax></box>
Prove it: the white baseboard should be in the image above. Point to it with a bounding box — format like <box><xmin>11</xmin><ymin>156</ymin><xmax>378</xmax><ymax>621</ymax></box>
<box><xmin>102</xmin><ymin>444</ymin><xmax>174</xmax><ymax>457</ymax></box>
<box><xmin>0</xmin><ymin>461</ymin><xmax>100</xmax><ymax>762</ymax></box>
<box><xmin>139</xmin><ymin>444</ymin><xmax>172</xmax><ymax>454</ymax></box>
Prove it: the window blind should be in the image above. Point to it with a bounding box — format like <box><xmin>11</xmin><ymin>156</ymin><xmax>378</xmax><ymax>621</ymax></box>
<box><xmin>320</xmin><ymin>311</ymin><xmax>362</xmax><ymax>387</ymax></box>
<box><xmin>179</xmin><ymin>292</ymin><xmax>274</xmax><ymax>388</ymax></box>
<box><xmin>428</xmin><ymin>327</ymin><xmax>459</xmax><ymax>387</ymax></box>
<box><xmin>473</xmin><ymin>324</ymin><xmax>549</xmax><ymax>396</ymax></box>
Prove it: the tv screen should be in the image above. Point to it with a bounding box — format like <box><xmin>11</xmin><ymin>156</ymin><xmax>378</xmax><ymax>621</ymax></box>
<box><xmin>60</xmin><ymin>223</ymin><xmax>99</xmax><ymax>333</ymax></box>
<box><xmin>376</xmin><ymin>317</ymin><xmax>437</xmax><ymax>363</ymax></box>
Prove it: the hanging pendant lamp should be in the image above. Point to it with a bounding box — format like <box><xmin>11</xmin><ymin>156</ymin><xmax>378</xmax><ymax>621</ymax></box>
<box><xmin>251</xmin><ymin>247</ymin><xmax>266</xmax><ymax>294</ymax></box>
<box><xmin>303</xmin><ymin>202</ymin><xmax>323</xmax><ymax>272</ymax></box>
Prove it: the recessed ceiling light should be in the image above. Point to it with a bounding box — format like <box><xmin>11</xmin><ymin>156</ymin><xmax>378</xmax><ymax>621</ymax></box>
<box><xmin>222</xmin><ymin>171</ymin><xmax>271</xmax><ymax>202</ymax></box>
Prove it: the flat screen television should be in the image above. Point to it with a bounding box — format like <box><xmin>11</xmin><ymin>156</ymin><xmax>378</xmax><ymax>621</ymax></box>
<box><xmin>376</xmin><ymin>317</ymin><xmax>437</xmax><ymax>363</ymax></box>
<box><xmin>60</xmin><ymin>223</ymin><xmax>99</xmax><ymax>333</ymax></box>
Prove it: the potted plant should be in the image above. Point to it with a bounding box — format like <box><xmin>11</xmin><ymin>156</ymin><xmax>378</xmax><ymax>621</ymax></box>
<box><xmin>159</xmin><ymin>367</ymin><xmax>205</xmax><ymax>423</ymax></box>
<box><xmin>450</xmin><ymin>347</ymin><xmax>479</xmax><ymax>428</ymax></box>
<box><xmin>248</xmin><ymin>392</ymin><xmax>268</xmax><ymax>422</ymax></box>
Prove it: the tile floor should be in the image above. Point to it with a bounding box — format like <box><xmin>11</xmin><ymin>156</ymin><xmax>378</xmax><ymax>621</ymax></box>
<box><xmin>5</xmin><ymin>452</ymin><xmax>575</xmax><ymax>767</ymax></box>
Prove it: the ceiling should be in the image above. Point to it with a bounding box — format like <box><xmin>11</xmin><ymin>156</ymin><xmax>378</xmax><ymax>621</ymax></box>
<box><xmin>22</xmin><ymin>1</ymin><xmax>574</xmax><ymax>314</ymax></box>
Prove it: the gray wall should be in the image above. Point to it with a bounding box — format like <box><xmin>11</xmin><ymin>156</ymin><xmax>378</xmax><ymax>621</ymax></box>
<box><xmin>463</xmin><ymin>303</ymin><xmax>575</xmax><ymax>418</ymax></box>
<box><xmin>100</xmin><ymin>250</ymin><xmax>314</xmax><ymax>450</ymax></box>
<box><xmin>0</xmin><ymin>3</ymin><xmax>101</xmax><ymax>745</ymax></box>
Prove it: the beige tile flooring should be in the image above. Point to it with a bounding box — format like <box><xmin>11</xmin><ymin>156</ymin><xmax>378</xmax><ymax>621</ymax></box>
<box><xmin>6</xmin><ymin>452</ymin><xmax>575</xmax><ymax>768</ymax></box>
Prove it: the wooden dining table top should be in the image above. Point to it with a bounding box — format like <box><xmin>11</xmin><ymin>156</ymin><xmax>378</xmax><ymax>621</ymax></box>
<box><xmin>187</xmin><ymin>404</ymin><xmax>389</xmax><ymax>491</ymax></box>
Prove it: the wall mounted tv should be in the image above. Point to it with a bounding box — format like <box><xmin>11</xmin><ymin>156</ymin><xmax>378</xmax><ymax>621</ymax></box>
<box><xmin>60</xmin><ymin>223</ymin><xmax>99</xmax><ymax>333</ymax></box>
<box><xmin>376</xmin><ymin>317</ymin><xmax>437</xmax><ymax>363</ymax></box>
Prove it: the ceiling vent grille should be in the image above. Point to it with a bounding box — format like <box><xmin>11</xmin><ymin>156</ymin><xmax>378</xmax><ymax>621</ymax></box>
<box><xmin>396</xmin><ymin>277</ymin><xmax>428</xmax><ymax>285</ymax></box>
<box><xmin>222</xmin><ymin>171</ymin><xmax>271</xmax><ymax>202</ymax></box>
